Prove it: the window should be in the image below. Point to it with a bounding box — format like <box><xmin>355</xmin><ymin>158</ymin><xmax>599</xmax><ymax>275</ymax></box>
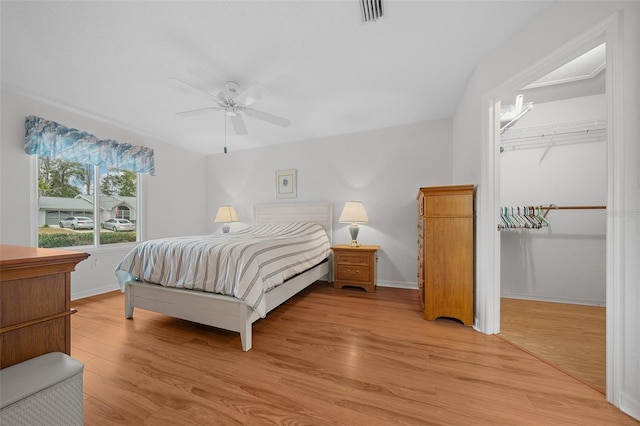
<box><xmin>117</xmin><ymin>206</ymin><xmax>131</xmax><ymax>220</ymax></box>
<box><xmin>26</xmin><ymin>116</ymin><xmax>154</xmax><ymax>249</ymax></box>
<box><xmin>37</xmin><ymin>158</ymin><xmax>139</xmax><ymax>248</ymax></box>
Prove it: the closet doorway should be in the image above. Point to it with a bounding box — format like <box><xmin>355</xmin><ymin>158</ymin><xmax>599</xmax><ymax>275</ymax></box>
<box><xmin>497</xmin><ymin>42</ymin><xmax>607</xmax><ymax>393</ymax></box>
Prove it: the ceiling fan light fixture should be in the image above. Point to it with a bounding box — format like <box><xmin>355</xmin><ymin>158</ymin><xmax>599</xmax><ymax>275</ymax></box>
<box><xmin>225</xmin><ymin>81</ymin><xmax>240</xmax><ymax>92</ymax></box>
<box><xmin>171</xmin><ymin>78</ymin><xmax>291</xmax><ymax>137</ymax></box>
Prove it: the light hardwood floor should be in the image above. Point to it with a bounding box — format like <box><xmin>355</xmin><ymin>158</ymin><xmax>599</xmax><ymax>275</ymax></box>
<box><xmin>500</xmin><ymin>298</ymin><xmax>606</xmax><ymax>393</ymax></box>
<box><xmin>71</xmin><ymin>283</ymin><xmax>637</xmax><ymax>425</ymax></box>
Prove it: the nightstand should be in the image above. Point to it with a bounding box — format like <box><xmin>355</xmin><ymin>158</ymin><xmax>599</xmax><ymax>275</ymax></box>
<box><xmin>331</xmin><ymin>245</ymin><xmax>379</xmax><ymax>292</ymax></box>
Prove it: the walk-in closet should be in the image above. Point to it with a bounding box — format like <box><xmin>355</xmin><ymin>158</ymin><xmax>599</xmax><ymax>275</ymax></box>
<box><xmin>498</xmin><ymin>43</ymin><xmax>607</xmax><ymax>393</ymax></box>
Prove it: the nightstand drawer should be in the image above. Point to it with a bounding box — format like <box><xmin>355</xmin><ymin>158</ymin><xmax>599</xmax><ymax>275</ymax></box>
<box><xmin>335</xmin><ymin>253</ymin><xmax>371</xmax><ymax>266</ymax></box>
<box><xmin>335</xmin><ymin>264</ymin><xmax>371</xmax><ymax>283</ymax></box>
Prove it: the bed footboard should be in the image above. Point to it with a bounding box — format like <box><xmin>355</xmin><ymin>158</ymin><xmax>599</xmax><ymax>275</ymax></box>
<box><xmin>124</xmin><ymin>282</ymin><xmax>259</xmax><ymax>351</ymax></box>
<box><xmin>123</xmin><ymin>260</ymin><xmax>330</xmax><ymax>351</ymax></box>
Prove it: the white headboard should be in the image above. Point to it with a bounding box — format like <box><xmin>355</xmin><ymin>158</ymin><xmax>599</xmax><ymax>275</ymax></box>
<box><xmin>254</xmin><ymin>202</ymin><xmax>333</xmax><ymax>244</ymax></box>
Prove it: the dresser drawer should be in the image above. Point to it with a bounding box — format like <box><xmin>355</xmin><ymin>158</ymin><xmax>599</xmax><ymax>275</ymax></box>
<box><xmin>1</xmin><ymin>319</ymin><xmax>67</xmax><ymax>368</ymax></box>
<box><xmin>1</xmin><ymin>275</ymin><xmax>66</xmax><ymax>327</ymax></box>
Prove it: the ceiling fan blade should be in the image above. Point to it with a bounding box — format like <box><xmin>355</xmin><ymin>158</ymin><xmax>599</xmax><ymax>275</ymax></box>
<box><xmin>234</xmin><ymin>85</ymin><xmax>263</xmax><ymax>106</ymax></box>
<box><xmin>168</xmin><ymin>77</ymin><xmax>220</xmax><ymax>101</ymax></box>
<box><xmin>229</xmin><ymin>113</ymin><xmax>248</xmax><ymax>135</ymax></box>
<box><xmin>244</xmin><ymin>108</ymin><xmax>291</xmax><ymax>127</ymax></box>
<box><xmin>175</xmin><ymin>106</ymin><xmax>222</xmax><ymax>116</ymax></box>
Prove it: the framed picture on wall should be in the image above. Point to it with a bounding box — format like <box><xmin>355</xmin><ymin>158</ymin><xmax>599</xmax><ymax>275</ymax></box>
<box><xmin>276</xmin><ymin>169</ymin><xmax>297</xmax><ymax>199</ymax></box>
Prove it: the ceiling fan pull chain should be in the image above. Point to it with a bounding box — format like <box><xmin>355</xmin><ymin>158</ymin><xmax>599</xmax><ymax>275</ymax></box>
<box><xmin>224</xmin><ymin>113</ymin><xmax>228</xmax><ymax>154</ymax></box>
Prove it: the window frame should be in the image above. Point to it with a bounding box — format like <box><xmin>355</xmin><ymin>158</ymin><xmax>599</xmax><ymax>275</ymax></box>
<box><xmin>31</xmin><ymin>156</ymin><xmax>146</xmax><ymax>250</ymax></box>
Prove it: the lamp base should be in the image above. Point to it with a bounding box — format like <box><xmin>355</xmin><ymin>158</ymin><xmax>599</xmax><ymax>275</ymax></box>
<box><xmin>349</xmin><ymin>224</ymin><xmax>360</xmax><ymax>247</ymax></box>
<box><xmin>222</xmin><ymin>223</ymin><xmax>230</xmax><ymax>233</ymax></box>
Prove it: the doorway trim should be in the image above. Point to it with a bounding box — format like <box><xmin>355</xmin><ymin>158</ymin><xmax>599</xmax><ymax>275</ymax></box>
<box><xmin>478</xmin><ymin>11</ymin><xmax>623</xmax><ymax>404</ymax></box>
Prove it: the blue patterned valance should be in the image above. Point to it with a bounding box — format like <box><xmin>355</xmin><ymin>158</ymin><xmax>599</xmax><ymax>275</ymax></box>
<box><xmin>24</xmin><ymin>116</ymin><xmax>155</xmax><ymax>175</ymax></box>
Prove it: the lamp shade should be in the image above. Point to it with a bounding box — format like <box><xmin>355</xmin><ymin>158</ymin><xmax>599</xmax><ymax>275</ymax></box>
<box><xmin>339</xmin><ymin>201</ymin><xmax>369</xmax><ymax>223</ymax></box>
<box><xmin>214</xmin><ymin>205</ymin><xmax>239</xmax><ymax>223</ymax></box>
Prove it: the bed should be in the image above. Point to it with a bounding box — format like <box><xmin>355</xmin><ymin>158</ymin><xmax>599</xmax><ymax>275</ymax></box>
<box><xmin>115</xmin><ymin>202</ymin><xmax>333</xmax><ymax>351</ymax></box>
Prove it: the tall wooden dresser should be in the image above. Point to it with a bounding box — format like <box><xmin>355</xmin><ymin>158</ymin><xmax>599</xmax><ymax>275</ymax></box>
<box><xmin>0</xmin><ymin>245</ymin><xmax>89</xmax><ymax>369</ymax></box>
<box><xmin>417</xmin><ymin>185</ymin><xmax>475</xmax><ymax>326</ymax></box>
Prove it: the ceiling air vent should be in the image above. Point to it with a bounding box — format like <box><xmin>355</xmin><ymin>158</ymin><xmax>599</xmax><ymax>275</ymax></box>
<box><xmin>361</xmin><ymin>0</ymin><xmax>383</xmax><ymax>23</ymax></box>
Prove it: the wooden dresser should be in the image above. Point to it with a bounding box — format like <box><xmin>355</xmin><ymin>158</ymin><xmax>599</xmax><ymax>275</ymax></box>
<box><xmin>331</xmin><ymin>245</ymin><xmax>379</xmax><ymax>292</ymax></box>
<box><xmin>0</xmin><ymin>244</ymin><xmax>89</xmax><ymax>369</ymax></box>
<box><xmin>417</xmin><ymin>185</ymin><xmax>475</xmax><ymax>325</ymax></box>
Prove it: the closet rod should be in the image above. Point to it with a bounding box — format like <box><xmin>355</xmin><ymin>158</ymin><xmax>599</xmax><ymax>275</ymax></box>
<box><xmin>541</xmin><ymin>205</ymin><xmax>606</xmax><ymax>210</ymax></box>
<box><xmin>541</xmin><ymin>204</ymin><xmax>606</xmax><ymax>218</ymax></box>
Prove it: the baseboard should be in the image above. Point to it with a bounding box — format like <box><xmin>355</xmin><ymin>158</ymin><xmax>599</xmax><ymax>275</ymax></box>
<box><xmin>620</xmin><ymin>392</ymin><xmax>640</xmax><ymax>422</ymax></box>
<box><xmin>377</xmin><ymin>280</ymin><xmax>418</xmax><ymax>290</ymax></box>
<box><xmin>72</xmin><ymin>284</ymin><xmax>120</xmax><ymax>301</ymax></box>
<box><xmin>501</xmin><ymin>293</ymin><xmax>605</xmax><ymax>307</ymax></box>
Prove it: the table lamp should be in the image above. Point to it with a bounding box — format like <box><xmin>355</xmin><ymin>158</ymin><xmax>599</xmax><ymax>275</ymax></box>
<box><xmin>338</xmin><ymin>201</ymin><xmax>369</xmax><ymax>247</ymax></box>
<box><xmin>214</xmin><ymin>205</ymin><xmax>239</xmax><ymax>233</ymax></box>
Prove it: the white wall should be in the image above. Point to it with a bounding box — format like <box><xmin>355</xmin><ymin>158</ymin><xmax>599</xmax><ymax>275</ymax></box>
<box><xmin>500</xmin><ymin>95</ymin><xmax>607</xmax><ymax>305</ymax></box>
<box><xmin>0</xmin><ymin>90</ymin><xmax>208</xmax><ymax>299</ymax></box>
<box><xmin>452</xmin><ymin>1</ymin><xmax>639</xmax><ymax>419</ymax></box>
<box><xmin>206</xmin><ymin>119</ymin><xmax>453</xmax><ymax>289</ymax></box>
<box><xmin>0</xmin><ymin>93</ymin><xmax>452</xmax><ymax>309</ymax></box>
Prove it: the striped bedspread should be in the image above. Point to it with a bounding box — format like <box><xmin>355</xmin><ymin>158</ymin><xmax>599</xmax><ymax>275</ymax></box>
<box><xmin>115</xmin><ymin>222</ymin><xmax>331</xmax><ymax>317</ymax></box>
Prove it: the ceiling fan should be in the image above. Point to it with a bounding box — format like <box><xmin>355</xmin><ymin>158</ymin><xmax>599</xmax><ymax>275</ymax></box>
<box><xmin>170</xmin><ymin>78</ymin><xmax>291</xmax><ymax>136</ymax></box>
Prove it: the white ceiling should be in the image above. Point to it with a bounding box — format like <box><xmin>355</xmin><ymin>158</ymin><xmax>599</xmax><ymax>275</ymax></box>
<box><xmin>517</xmin><ymin>42</ymin><xmax>605</xmax><ymax>106</ymax></box>
<box><xmin>524</xmin><ymin>43</ymin><xmax>605</xmax><ymax>90</ymax></box>
<box><xmin>1</xmin><ymin>1</ymin><xmax>554</xmax><ymax>156</ymax></box>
